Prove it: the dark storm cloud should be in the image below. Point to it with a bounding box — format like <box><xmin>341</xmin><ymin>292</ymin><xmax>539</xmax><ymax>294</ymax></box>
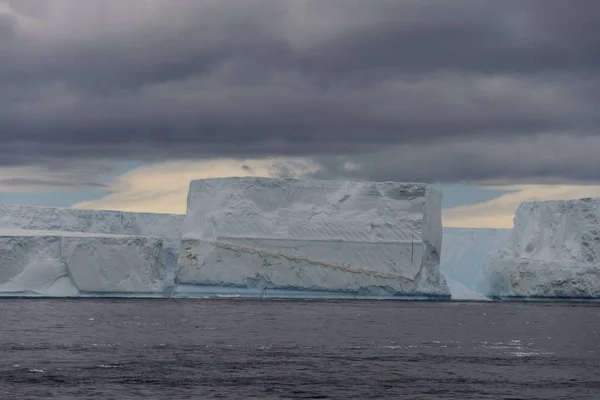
<box><xmin>0</xmin><ymin>12</ymin><xmax>17</xmax><ymax>42</ymax></box>
<box><xmin>310</xmin><ymin>135</ymin><xmax>600</xmax><ymax>184</ymax></box>
<box><xmin>1</xmin><ymin>0</ymin><xmax>599</xmax><ymax>183</ymax></box>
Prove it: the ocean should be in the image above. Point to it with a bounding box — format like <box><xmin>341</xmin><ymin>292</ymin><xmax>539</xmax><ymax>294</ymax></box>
<box><xmin>1</xmin><ymin>299</ymin><xmax>599</xmax><ymax>399</ymax></box>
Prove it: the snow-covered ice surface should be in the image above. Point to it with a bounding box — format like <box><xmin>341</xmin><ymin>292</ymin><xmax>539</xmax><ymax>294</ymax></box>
<box><xmin>0</xmin><ymin>205</ymin><xmax>183</xmax><ymax>286</ymax></box>
<box><xmin>0</xmin><ymin>229</ymin><xmax>167</xmax><ymax>296</ymax></box>
<box><xmin>176</xmin><ymin>177</ymin><xmax>449</xmax><ymax>299</ymax></box>
<box><xmin>440</xmin><ymin>228</ymin><xmax>510</xmax><ymax>299</ymax></box>
<box><xmin>478</xmin><ymin>198</ymin><xmax>600</xmax><ymax>299</ymax></box>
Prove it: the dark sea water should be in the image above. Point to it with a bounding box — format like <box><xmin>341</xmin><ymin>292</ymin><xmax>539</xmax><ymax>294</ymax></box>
<box><xmin>1</xmin><ymin>299</ymin><xmax>599</xmax><ymax>399</ymax></box>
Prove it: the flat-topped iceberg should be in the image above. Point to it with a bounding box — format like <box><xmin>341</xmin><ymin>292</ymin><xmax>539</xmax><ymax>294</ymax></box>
<box><xmin>478</xmin><ymin>198</ymin><xmax>600</xmax><ymax>299</ymax></box>
<box><xmin>0</xmin><ymin>229</ymin><xmax>167</xmax><ymax>296</ymax></box>
<box><xmin>0</xmin><ymin>205</ymin><xmax>183</xmax><ymax>281</ymax></box>
<box><xmin>176</xmin><ymin>177</ymin><xmax>449</xmax><ymax>299</ymax></box>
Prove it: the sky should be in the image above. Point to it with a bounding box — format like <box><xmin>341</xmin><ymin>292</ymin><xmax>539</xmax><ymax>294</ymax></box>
<box><xmin>1</xmin><ymin>0</ymin><xmax>599</xmax><ymax>228</ymax></box>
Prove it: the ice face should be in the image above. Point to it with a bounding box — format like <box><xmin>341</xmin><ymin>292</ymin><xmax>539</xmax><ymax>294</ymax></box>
<box><xmin>440</xmin><ymin>227</ymin><xmax>510</xmax><ymax>298</ymax></box>
<box><xmin>0</xmin><ymin>205</ymin><xmax>183</xmax><ymax>286</ymax></box>
<box><xmin>505</xmin><ymin>198</ymin><xmax>600</xmax><ymax>262</ymax></box>
<box><xmin>478</xmin><ymin>252</ymin><xmax>600</xmax><ymax>299</ymax></box>
<box><xmin>444</xmin><ymin>278</ymin><xmax>488</xmax><ymax>301</ymax></box>
<box><xmin>0</xmin><ymin>229</ymin><xmax>167</xmax><ymax>296</ymax></box>
<box><xmin>478</xmin><ymin>198</ymin><xmax>600</xmax><ymax>298</ymax></box>
<box><xmin>176</xmin><ymin>177</ymin><xmax>449</xmax><ymax>298</ymax></box>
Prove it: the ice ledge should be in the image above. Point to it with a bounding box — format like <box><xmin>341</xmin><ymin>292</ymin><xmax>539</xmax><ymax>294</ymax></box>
<box><xmin>0</xmin><ymin>205</ymin><xmax>184</xmax><ymax>280</ymax></box>
<box><xmin>173</xmin><ymin>284</ymin><xmax>450</xmax><ymax>300</ymax></box>
<box><xmin>188</xmin><ymin>176</ymin><xmax>434</xmax><ymax>193</ymax></box>
<box><xmin>0</xmin><ymin>228</ymin><xmax>141</xmax><ymax>238</ymax></box>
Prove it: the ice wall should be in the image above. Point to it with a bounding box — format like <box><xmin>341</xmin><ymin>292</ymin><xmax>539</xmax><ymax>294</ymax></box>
<box><xmin>0</xmin><ymin>229</ymin><xmax>166</xmax><ymax>296</ymax></box>
<box><xmin>478</xmin><ymin>198</ymin><xmax>600</xmax><ymax>298</ymax></box>
<box><xmin>176</xmin><ymin>177</ymin><xmax>449</xmax><ymax>298</ymax></box>
<box><xmin>0</xmin><ymin>205</ymin><xmax>183</xmax><ymax>283</ymax></box>
<box><xmin>441</xmin><ymin>227</ymin><xmax>510</xmax><ymax>292</ymax></box>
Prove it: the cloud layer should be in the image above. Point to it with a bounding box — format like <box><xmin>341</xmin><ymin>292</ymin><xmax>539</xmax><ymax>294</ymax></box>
<box><xmin>0</xmin><ymin>161</ymin><xmax>121</xmax><ymax>192</ymax></box>
<box><xmin>70</xmin><ymin>159</ymin><xmax>600</xmax><ymax>229</ymax></box>
<box><xmin>444</xmin><ymin>184</ymin><xmax>600</xmax><ymax>228</ymax></box>
<box><xmin>72</xmin><ymin>158</ymin><xmax>318</xmax><ymax>213</ymax></box>
<box><xmin>1</xmin><ymin>0</ymin><xmax>599</xmax><ymax>184</ymax></box>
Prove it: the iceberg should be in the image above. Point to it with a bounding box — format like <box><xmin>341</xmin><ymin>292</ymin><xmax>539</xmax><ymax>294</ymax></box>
<box><xmin>440</xmin><ymin>227</ymin><xmax>510</xmax><ymax>298</ymax></box>
<box><xmin>176</xmin><ymin>177</ymin><xmax>449</xmax><ymax>299</ymax></box>
<box><xmin>0</xmin><ymin>205</ymin><xmax>183</xmax><ymax>282</ymax></box>
<box><xmin>478</xmin><ymin>198</ymin><xmax>600</xmax><ymax>299</ymax></box>
<box><xmin>0</xmin><ymin>229</ymin><xmax>167</xmax><ymax>296</ymax></box>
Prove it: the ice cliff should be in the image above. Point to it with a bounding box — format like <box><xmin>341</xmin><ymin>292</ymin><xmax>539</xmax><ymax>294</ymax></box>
<box><xmin>478</xmin><ymin>198</ymin><xmax>600</xmax><ymax>298</ymax></box>
<box><xmin>176</xmin><ymin>177</ymin><xmax>449</xmax><ymax>298</ymax></box>
<box><xmin>0</xmin><ymin>229</ymin><xmax>166</xmax><ymax>296</ymax></box>
<box><xmin>441</xmin><ymin>227</ymin><xmax>510</xmax><ymax>298</ymax></box>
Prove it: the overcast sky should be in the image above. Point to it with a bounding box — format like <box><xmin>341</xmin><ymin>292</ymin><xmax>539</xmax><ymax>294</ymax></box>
<box><xmin>1</xmin><ymin>0</ymin><xmax>599</xmax><ymax>226</ymax></box>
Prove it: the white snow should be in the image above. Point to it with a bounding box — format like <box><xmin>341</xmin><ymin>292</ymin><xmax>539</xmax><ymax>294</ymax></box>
<box><xmin>0</xmin><ymin>230</ymin><xmax>167</xmax><ymax>296</ymax></box>
<box><xmin>478</xmin><ymin>198</ymin><xmax>600</xmax><ymax>298</ymax></box>
<box><xmin>0</xmin><ymin>205</ymin><xmax>183</xmax><ymax>284</ymax></box>
<box><xmin>176</xmin><ymin>177</ymin><xmax>449</xmax><ymax>298</ymax></box>
<box><xmin>440</xmin><ymin>227</ymin><xmax>510</xmax><ymax>298</ymax></box>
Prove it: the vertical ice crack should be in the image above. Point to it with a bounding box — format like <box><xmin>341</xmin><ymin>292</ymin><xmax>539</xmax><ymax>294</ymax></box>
<box><xmin>411</xmin><ymin>232</ymin><xmax>414</xmax><ymax>267</ymax></box>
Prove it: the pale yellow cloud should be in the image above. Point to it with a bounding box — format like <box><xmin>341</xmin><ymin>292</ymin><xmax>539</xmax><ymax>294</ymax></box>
<box><xmin>72</xmin><ymin>157</ymin><xmax>319</xmax><ymax>214</ymax></box>
<box><xmin>443</xmin><ymin>185</ymin><xmax>600</xmax><ymax>228</ymax></box>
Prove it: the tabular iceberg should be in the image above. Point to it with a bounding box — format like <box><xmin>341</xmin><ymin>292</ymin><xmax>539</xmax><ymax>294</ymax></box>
<box><xmin>441</xmin><ymin>227</ymin><xmax>510</xmax><ymax>299</ymax></box>
<box><xmin>0</xmin><ymin>229</ymin><xmax>166</xmax><ymax>296</ymax></box>
<box><xmin>478</xmin><ymin>198</ymin><xmax>600</xmax><ymax>298</ymax></box>
<box><xmin>176</xmin><ymin>177</ymin><xmax>449</xmax><ymax>299</ymax></box>
<box><xmin>0</xmin><ymin>205</ymin><xmax>184</xmax><ymax>281</ymax></box>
